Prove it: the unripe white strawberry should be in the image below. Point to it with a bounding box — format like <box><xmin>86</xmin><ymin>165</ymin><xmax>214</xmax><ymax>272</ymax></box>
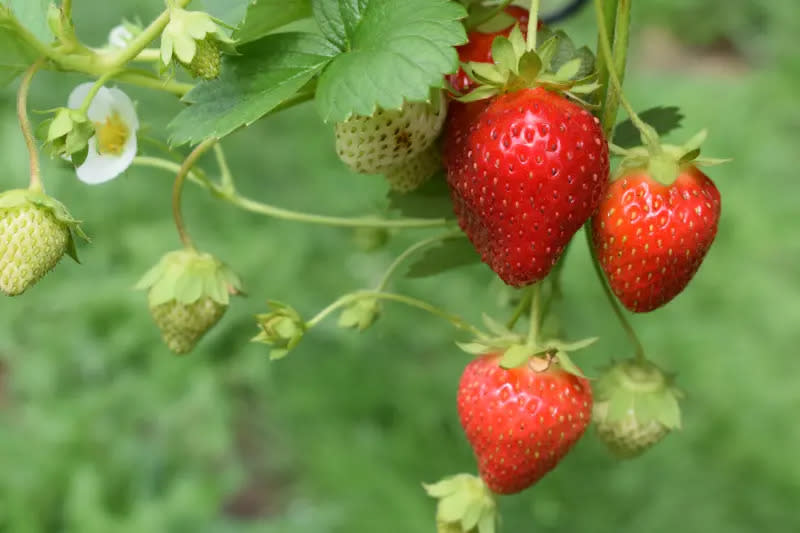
<box><xmin>593</xmin><ymin>359</ymin><xmax>683</xmax><ymax>459</ymax></box>
<box><xmin>383</xmin><ymin>144</ymin><xmax>442</xmax><ymax>193</ymax></box>
<box><xmin>335</xmin><ymin>95</ymin><xmax>446</xmax><ymax>174</ymax></box>
<box><xmin>0</xmin><ymin>189</ymin><xmax>85</xmax><ymax>296</ymax></box>
<box><xmin>136</xmin><ymin>249</ymin><xmax>242</xmax><ymax>354</ymax></box>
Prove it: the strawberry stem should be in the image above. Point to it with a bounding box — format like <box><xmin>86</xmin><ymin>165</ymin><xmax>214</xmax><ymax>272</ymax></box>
<box><xmin>527</xmin><ymin>0</ymin><xmax>540</xmax><ymax>51</ymax></box>
<box><xmin>505</xmin><ymin>287</ymin><xmax>533</xmax><ymax>330</ymax></box>
<box><xmin>599</xmin><ymin>0</ymin><xmax>631</xmax><ymax>138</ymax></box>
<box><xmin>172</xmin><ymin>137</ymin><xmax>216</xmax><ymax>250</ymax></box>
<box><xmin>593</xmin><ymin>0</ymin><xmax>660</xmax><ymax>152</ymax></box>
<box><xmin>526</xmin><ymin>283</ymin><xmax>542</xmax><ymax>346</ymax></box>
<box><xmin>17</xmin><ymin>58</ymin><xmax>46</xmax><ymax>192</ymax></box>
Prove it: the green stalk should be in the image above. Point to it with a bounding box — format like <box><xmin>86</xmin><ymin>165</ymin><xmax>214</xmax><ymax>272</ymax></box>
<box><xmin>527</xmin><ymin>0</ymin><xmax>540</xmax><ymax>51</ymax></box>
<box><xmin>600</xmin><ymin>0</ymin><xmax>631</xmax><ymax>138</ymax></box>
<box><xmin>172</xmin><ymin>138</ymin><xmax>216</xmax><ymax>250</ymax></box>
<box><xmin>595</xmin><ymin>0</ymin><xmax>618</xmax><ymax>117</ymax></box>
<box><xmin>526</xmin><ymin>283</ymin><xmax>542</xmax><ymax>346</ymax></box>
<box><xmin>376</xmin><ymin>232</ymin><xmax>464</xmax><ymax>291</ymax></box>
<box><xmin>17</xmin><ymin>59</ymin><xmax>46</xmax><ymax>192</ymax></box>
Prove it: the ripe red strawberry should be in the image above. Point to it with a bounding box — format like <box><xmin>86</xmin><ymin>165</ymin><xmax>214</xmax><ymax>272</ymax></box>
<box><xmin>446</xmin><ymin>88</ymin><xmax>609</xmax><ymax>286</ymax></box>
<box><xmin>591</xmin><ymin>165</ymin><xmax>721</xmax><ymax>312</ymax></box>
<box><xmin>457</xmin><ymin>353</ymin><xmax>592</xmax><ymax>494</ymax></box>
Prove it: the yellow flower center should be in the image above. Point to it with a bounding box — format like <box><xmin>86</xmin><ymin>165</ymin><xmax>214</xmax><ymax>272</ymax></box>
<box><xmin>94</xmin><ymin>111</ymin><xmax>130</xmax><ymax>155</ymax></box>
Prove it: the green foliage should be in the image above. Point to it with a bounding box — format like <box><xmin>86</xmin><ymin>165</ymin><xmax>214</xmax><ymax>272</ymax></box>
<box><xmin>614</xmin><ymin>106</ymin><xmax>684</xmax><ymax>148</ymax></box>
<box><xmin>168</xmin><ymin>33</ymin><xmax>338</xmax><ymax>145</ymax></box>
<box><xmin>234</xmin><ymin>0</ymin><xmax>312</xmax><ymax>44</ymax></box>
<box><xmin>406</xmin><ymin>237</ymin><xmax>479</xmax><ymax>278</ymax></box>
<box><xmin>313</xmin><ymin>0</ymin><xmax>467</xmax><ymax>122</ymax></box>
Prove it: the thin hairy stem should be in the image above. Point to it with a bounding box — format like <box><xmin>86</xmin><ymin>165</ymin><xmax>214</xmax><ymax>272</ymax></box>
<box><xmin>17</xmin><ymin>59</ymin><xmax>47</xmax><ymax>192</ymax></box>
<box><xmin>173</xmin><ymin>138</ymin><xmax>217</xmax><ymax>249</ymax></box>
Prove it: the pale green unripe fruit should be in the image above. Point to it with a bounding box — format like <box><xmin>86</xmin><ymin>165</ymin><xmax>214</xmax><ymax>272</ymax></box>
<box><xmin>150</xmin><ymin>297</ymin><xmax>227</xmax><ymax>354</ymax></box>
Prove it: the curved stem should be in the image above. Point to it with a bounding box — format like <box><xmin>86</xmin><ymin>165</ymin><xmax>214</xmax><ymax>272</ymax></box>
<box><xmin>584</xmin><ymin>228</ymin><xmax>645</xmax><ymax>360</ymax></box>
<box><xmin>133</xmin><ymin>156</ymin><xmax>211</xmax><ymax>188</ymax></box>
<box><xmin>17</xmin><ymin>58</ymin><xmax>46</xmax><ymax>192</ymax></box>
<box><xmin>526</xmin><ymin>283</ymin><xmax>542</xmax><ymax>346</ymax></box>
<box><xmin>226</xmin><ymin>194</ymin><xmax>451</xmax><ymax>229</ymax></box>
<box><xmin>593</xmin><ymin>0</ymin><xmax>659</xmax><ymax>149</ymax></box>
<box><xmin>527</xmin><ymin>0</ymin><xmax>540</xmax><ymax>51</ymax></box>
<box><xmin>213</xmin><ymin>144</ymin><xmax>235</xmax><ymax>193</ymax></box>
<box><xmin>112</xmin><ymin>70</ymin><xmax>193</xmax><ymax>96</ymax></box>
<box><xmin>138</xmin><ymin>155</ymin><xmax>452</xmax><ymax>229</ymax></box>
<box><xmin>173</xmin><ymin>138</ymin><xmax>216</xmax><ymax>249</ymax></box>
<box><xmin>78</xmin><ymin>70</ymin><xmax>120</xmax><ymax>112</ymax></box>
<box><xmin>375</xmin><ymin>232</ymin><xmax>464</xmax><ymax>291</ymax></box>
<box><xmin>306</xmin><ymin>290</ymin><xmax>485</xmax><ymax>337</ymax></box>
<box><xmin>600</xmin><ymin>0</ymin><xmax>631</xmax><ymax>138</ymax></box>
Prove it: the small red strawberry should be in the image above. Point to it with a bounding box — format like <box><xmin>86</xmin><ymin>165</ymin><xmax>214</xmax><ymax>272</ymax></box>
<box><xmin>447</xmin><ymin>88</ymin><xmax>609</xmax><ymax>286</ymax></box>
<box><xmin>457</xmin><ymin>352</ymin><xmax>592</xmax><ymax>494</ymax></box>
<box><xmin>591</xmin><ymin>164</ymin><xmax>721</xmax><ymax>312</ymax></box>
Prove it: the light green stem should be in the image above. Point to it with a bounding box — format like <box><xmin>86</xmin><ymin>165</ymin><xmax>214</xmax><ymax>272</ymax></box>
<box><xmin>376</xmin><ymin>232</ymin><xmax>464</xmax><ymax>291</ymax></box>
<box><xmin>527</xmin><ymin>0</ymin><xmax>540</xmax><ymax>51</ymax></box>
<box><xmin>526</xmin><ymin>283</ymin><xmax>541</xmax><ymax>346</ymax></box>
<box><xmin>505</xmin><ymin>287</ymin><xmax>533</xmax><ymax>330</ymax></box>
<box><xmin>17</xmin><ymin>59</ymin><xmax>46</xmax><ymax>192</ymax></box>
<box><xmin>213</xmin><ymin>144</ymin><xmax>236</xmax><ymax>194</ymax></box>
<box><xmin>136</xmin><ymin>156</ymin><xmax>452</xmax><ymax>230</ymax></box>
<box><xmin>600</xmin><ymin>0</ymin><xmax>631</xmax><ymax>138</ymax></box>
<box><xmin>306</xmin><ymin>290</ymin><xmax>484</xmax><ymax>337</ymax></box>
<box><xmin>173</xmin><ymin>138</ymin><xmax>217</xmax><ymax>249</ymax></box>
<box><xmin>79</xmin><ymin>70</ymin><xmax>119</xmax><ymax>112</ymax></box>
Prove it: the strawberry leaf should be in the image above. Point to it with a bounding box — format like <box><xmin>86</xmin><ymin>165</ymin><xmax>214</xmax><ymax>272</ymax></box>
<box><xmin>614</xmin><ymin>106</ymin><xmax>685</xmax><ymax>148</ymax></box>
<box><xmin>406</xmin><ymin>237</ymin><xmax>480</xmax><ymax>278</ymax></box>
<box><xmin>1</xmin><ymin>0</ymin><xmax>51</xmax><ymax>43</ymax></box>
<box><xmin>233</xmin><ymin>0</ymin><xmax>312</xmax><ymax>44</ymax></box>
<box><xmin>0</xmin><ymin>6</ymin><xmax>44</xmax><ymax>85</ymax></box>
<box><xmin>168</xmin><ymin>32</ymin><xmax>337</xmax><ymax>146</ymax></box>
<box><xmin>313</xmin><ymin>0</ymin><xmax>467</xmax><ymax>122</ymax></box>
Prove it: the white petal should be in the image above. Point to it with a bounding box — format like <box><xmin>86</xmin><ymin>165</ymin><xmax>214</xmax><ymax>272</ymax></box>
<box><xmin>75</xmin><ymin>134</ymin><xmax>138</xmax><ymax>185</ymax></box>
<box><xmin>68</xmin><ymin>84</ymin><xmax>114</xmax><ymax>122</ymax></box>
<box><xmin>107</xmin><ymin>87</ymin><xmax>139</xmax><ymax>130</ymax></box>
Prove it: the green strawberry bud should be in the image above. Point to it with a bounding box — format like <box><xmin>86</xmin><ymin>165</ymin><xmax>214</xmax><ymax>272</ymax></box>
<box><xmin>337</xmin><ymin>297</ymin><xmax>380</xmax><ymax>332</ymax></box>
<box><xmin>351</xmin><ymin>227</ymin><xmax>390</xmax><ymax>252</ymax></box>
<box><xmin>253</xmin><ymin>301</ymin><xmax>306</xmax><ymax>360</ymax></box>
<box><xmin>184</xmin><ymin>36</ymin><xmax>221</xmax><ymax>80</ymax></box>
<box><xmin>0</xmin><ymin>189</ymin><xmax>86</xmax><ymax>296</ymax></box>
<box><xmin>593</xmin><ymin>359</ymin><xmax>683</xmax><ymax>459</ymax></box>
<box><xmin>136</xmin><ymin>249</ymin><xmax>242</xmax><ymax>355</ymax></box>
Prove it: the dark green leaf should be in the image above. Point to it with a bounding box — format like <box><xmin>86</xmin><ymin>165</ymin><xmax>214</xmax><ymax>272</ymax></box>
<box><xmin>1</xmin><ymin>0</ymin><xmax>51</xmax><ymax>44</ymax></box>
<box><xmin>199</xmin><ymin>0</ymin><xmax>251</xmax><ymax>27</ymax></box>
<box><xmin>406</xmin><ymin>237</ymin><xmax>479</xmax><ymax>278</ymax></box>
<box><xmin>234</xmin><ymin>0</ymin><xmax>312</xmax><ymax>43</ymax></box>
<box><xmin>0</xmin><ymin>22</ymin><xmax>40</xmax><ymax>85</ymax></box>
<box><xmin>314</xmin><ymin>0</ymin><xmax>467</xmax><ymax>122</ymax></box>
<box><xmin>168</xmin><ymin>32</ymin><xmax>338</xmax><ymax>145</ymax></box>
<box><xmin>386</xmin><ymin>175</ymin><xmax>454</xmax><ymax>219</ymax></box>
<box><xmin>614</xmin><ymin>106</ymin><xmax>685</xmax><ymax>148</ymax></box>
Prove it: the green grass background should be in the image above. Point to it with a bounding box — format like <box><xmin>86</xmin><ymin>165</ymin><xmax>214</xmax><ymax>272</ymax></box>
<box><xmin>0</xmin><ymin>1</ymin><xmax>798</xmax><ymax>531</ymax></box>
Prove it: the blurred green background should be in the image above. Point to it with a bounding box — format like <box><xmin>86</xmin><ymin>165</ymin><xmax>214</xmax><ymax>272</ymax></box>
<box><xmin>1</xmin><ymin>1</ymin><xmax>798</xmax><ymax>531</ymax></box>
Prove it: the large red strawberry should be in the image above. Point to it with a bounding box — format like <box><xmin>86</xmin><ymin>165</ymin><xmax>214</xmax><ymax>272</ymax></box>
<box><xmin>447</xmin><ymin>88</ymin><xmax>609</xmax><ymax>286</ymax></box>
<box><xmin>591</xmin><ymin>165</ymin><xmax>721</xmax><ymax>312</ymax></box>
<box><xmin>457</xmin><ymin>352</ymin><xmax>592</xmax><ymax>494</ymax></box>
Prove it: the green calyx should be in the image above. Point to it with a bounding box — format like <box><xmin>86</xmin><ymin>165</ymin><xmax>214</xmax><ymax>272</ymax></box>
<box><xmin>611</xmin><ymin>129</ymin><xmax>730</xmax><ymax>185</ymax></box>
<box><xmin>135</xmin><ymin>248</ymin><xmax>242</xmax><ymax>307</ymax></box>
<box><xmin>456</xmin><ymin>314</ymin><xmax>595</xmax><ymax>378</ymax></box>
<box><xmin>0</xmin><ymin>188</ymin><xmax>88</xmax><ymax>262</ymax></box>
<box><xmin>338</xmin><ymin>297</ymin><xmax>381</xmax><ymax>332</ymax></box>
<box><xmin>458</xmin><ymin>25</ymin><xmax>599</xmax><ymax>104</ymax></box>
<box><xmin>38</xmin><ymin>107</ymin><xmax>95</xmax><ymax>165</ymax></box>
<box><xmin>424</xmin><ymin>474</ymin><xmax>497</xmax><ymax>533</ymax></box>
<box><xmin>253</xmin><ymin>300</ymin><xmax>306</xmax><ymax>360</ymax></box>
<box><xmin>594</xmin><ymin>358</ymin><xmax>683</xmax><ymax>431</ymax></box>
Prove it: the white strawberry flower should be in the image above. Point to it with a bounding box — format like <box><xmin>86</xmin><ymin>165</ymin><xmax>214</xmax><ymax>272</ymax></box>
<box><xmin>67</xmin><ymin>83</ymin><xmax>140</xmax><ymax>185</ymax></box>
<box><xmin>108</xmin><ymin>24</ymin><xmax>134</xmax><ymax>48</ymax></box>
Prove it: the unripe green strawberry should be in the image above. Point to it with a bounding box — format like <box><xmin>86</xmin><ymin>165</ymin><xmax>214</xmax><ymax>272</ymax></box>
<box><xmin>593</xmin><ymin>359</ymin><xmax>682</xmax><ymax>459</ymax></box>
<box><xmin>184</xmin><ymin>36</ymin><xmax>221</xmax><ymax>80</ymax></box>
<box><xmin>0</xmin><ymin>189</ymin><xmax>85</xmax><ymax>296</ymax></box>
<box><xmin>136</xmin><ymin>249</ymin><xmax>242</xmax><ymax>355</ymax></box>
<box><xmin>335</xmin><ymin>96</ymin><xmax>446</xmax><ymax>175</ymax></box>
<box><xmin>382</xmin><ymin>144</ymin><xmax>442</xmax><ymax>193</ymax></box>
<box><xmin>150</xmin><ymin>297</ymin><xmax>226</xmax><ymax>354</ymax></box>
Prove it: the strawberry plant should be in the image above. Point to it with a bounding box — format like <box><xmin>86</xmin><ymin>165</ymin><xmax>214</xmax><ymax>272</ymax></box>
<box><xmin>0</xmin><ymin>0</ymin><xmax>731</xmax><ymax>530</ymax></box>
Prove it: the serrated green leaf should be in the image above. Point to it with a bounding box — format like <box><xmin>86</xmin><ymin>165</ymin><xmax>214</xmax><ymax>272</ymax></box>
<box><xmin>168</xmin><ymin>32</ymin><xmax>337</xmax><ymax>145</ymax></box>
<box><xmin>406</xmin><ymin>236</ymin><xmax>479</xmax><ymax>278</ymax></box>
<box><xmin>314</xmin><ymin>0</ymin><xmax>467</xmax><ymax>122</ymax></box>
<box><xmin>199</xmin><ymin>0</ymin><xmax>251</xmax><ymax>26</ymax></box>
<box><xmin>614</xmin><ymin>106</ymin><xmax>685</xmax><ymax>148</ymax></box>
<box><xmin>234</xmin><ymin>0</ymin><xmax>312</xmax><ymax>44</ymax></box>
<box><xmin>386</xmin><ymin>175</ymin><xmax>454</xmax><ymax>219</ymax></box>
<box><xmin>0</xmin><ymin>24</ymin><xmax>39</xmax><ymax>85</ymax></box>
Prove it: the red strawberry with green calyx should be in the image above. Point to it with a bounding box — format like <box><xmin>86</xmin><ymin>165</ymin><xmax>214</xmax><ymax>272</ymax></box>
<box><xmin>444</xmin><ymin>24</ymin><xmax>607</xmax><ymax>286</ymax></box>
<box><xmin>591</xmin><ymin>129</ymin><xmax>724</xmax><ymax>312</ymax></box>
<box><xmin>457</xmin><ymin>337</ymin><xmax>594</xmax><ymax>494</ymax></box>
